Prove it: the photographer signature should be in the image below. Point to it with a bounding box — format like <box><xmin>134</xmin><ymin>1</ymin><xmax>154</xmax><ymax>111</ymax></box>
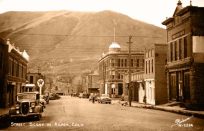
<box><xmin>171</xmin><ymin>115</ymin><xmax>194</xmax><ymax>128</ymax></box>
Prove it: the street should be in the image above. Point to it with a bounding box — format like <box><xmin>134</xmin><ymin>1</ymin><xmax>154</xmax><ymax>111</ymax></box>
<box><xmin>7</xmin><ymin>96</ymin><xmax>204</xmax><ymax>131</ymax></box>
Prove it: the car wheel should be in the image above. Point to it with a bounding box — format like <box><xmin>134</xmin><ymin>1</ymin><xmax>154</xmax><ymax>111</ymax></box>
<box><xmin>36</xmin><ymin>114</ymin><xmax>41</xmax><ymax>121</ymax></box>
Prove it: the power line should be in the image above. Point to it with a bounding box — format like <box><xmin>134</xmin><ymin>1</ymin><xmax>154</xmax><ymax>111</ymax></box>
<box><xmin>10</xmin><ymin>33</ymin><xmax>162</xmax><ymax>38</ymax></box>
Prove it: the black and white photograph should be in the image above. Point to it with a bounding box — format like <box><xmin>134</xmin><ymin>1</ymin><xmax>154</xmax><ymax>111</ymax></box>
<box><xmin>0</xmin><ymin>0</ymin><xmax>204</xmax><ymax>130</ymax></box>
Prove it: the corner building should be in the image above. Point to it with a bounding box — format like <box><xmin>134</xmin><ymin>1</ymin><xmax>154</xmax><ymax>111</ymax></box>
<box><xmin>98</xmin><ymin>41</ymin><xmax>144</xmax><ymax>98</ymax></box>
<box><xmin>162</xmin><ymin>1</ymin><xmax>204</xmax><ymax>108</ymax></box>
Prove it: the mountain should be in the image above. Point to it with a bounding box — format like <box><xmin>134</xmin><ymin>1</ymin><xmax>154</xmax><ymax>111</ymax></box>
<box><xmin>0</xmin><ymin>10</ymin><xmax>166</xmax><ymax>77</ymax></box>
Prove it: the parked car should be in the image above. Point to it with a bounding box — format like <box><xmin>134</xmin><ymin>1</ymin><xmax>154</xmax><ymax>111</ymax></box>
<box><xmin>9</xmin><ymin>92</ymin><xmax>44</xmax><ymax>120</ymax></box>
<box><xmin>42</xmin><ymin>94</ymin><xmax>49</xmax><ymax>104</ymax></box>
<box><xmin>71</xmin><ymin>92</ymin><xmax>78</xmax><ymax>97</ymax></box>
<box><xmin>98</xmin><ymin>94</ymin><xmax>111</xmax><ymax>104</ymax></box>
<box><xmin>82</xmin><ymin>93</ymin><xmax>89</xmax><ymax>98</ymax></box>
<box><xmin>49</xmin><ymin>93</ymin><xmax>61</xmax><ymax>100</ymax></box>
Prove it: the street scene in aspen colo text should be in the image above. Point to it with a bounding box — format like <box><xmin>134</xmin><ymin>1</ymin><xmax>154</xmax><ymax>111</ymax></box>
<box><xmin>0</xmin><ymin>0</ymin><xmax>204</xmax><ymax>131</ymax></box>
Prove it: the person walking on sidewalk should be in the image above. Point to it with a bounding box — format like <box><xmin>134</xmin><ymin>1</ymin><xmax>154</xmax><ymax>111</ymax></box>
<box><xmin>92</xmin><ymin>94</ymin><xmax>95</xmax><ymax>104</ymax></box>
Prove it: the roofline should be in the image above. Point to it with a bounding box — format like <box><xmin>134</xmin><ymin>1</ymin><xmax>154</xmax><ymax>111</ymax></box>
<box><xmin>10</xmin><ymin>48</ymin><xmax>29</xmax><ymax>63</ymax></box>
<box><xmin>98</xmin><ymin>51</ymin><xmax>144</xmax><ymax>62</ymax></box>
<box><xmin>162</xmin><ymin>6</ymin><xmax>204</xmax><ymax>25</ymax></box>
<box><xmin>177</xmin><ymin>6</ymin><xmax>202</xmax><ymax>16</ymax></box>
<box><xmin>162</xmin><ymin>17</ymin><xmax>174</xmax><ymax>25</ymax></box>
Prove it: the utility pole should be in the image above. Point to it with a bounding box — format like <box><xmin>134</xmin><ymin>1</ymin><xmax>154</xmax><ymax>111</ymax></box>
<box><xmin>103</xmin><ymin>61</ymin><xmax>106</xmax><ymax>95</ymax></box>
<box><xmin>127</xmin><ymin>36</ymin><xmax>132</xmax><ymax>106</ymax></box>
<box><xmin>37</xmin><ymin>66</ymin><xmax>40</xmax><ymax>74</ymax></box>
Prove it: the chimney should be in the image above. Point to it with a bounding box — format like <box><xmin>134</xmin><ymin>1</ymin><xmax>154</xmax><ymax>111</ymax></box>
<box><xmin>6</xmin><ymin>38</ymin><xmax>10</xmax><ymax>45</ymax></box>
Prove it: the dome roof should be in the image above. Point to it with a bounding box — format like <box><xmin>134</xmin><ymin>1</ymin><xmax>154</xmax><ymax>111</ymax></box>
<box><xmin>108</xmin><ymin>42</ymin><xmax>121</xmax><ymax>53</ymax></box>
<box><xmin>109</xmin><ymin>42</ymin><xmax>121</xmax><ymax>49</ymax></box>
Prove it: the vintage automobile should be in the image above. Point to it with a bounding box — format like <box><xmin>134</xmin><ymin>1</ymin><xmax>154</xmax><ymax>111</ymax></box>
<box><xmin>49</xmin><ymin>93</ymin><xmax>61</xmax><ymax>100</ymax></box>
<box><xmin>42</xmin><ymin>94</ymin><xmax>49</xmax><ymax>104</ymax></box>
<box><xmin>98</xmin><ymin>94</ymin><xmax>111</xmax><ymax>104</ymax></box>
<box><xmin>9</xmin><ymin>92</ymin><xmax>44</xmax><ymax>120</ymax></box>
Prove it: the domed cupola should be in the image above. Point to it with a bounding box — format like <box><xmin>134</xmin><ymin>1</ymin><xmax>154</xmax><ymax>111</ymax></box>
<box><xmin>108</xmin><ymin>41</ymin><xmax>121</xmax><ymax>53</ymax></box>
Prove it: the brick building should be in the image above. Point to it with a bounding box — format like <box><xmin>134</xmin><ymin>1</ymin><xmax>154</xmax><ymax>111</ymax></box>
<box><xmin>0</xmin><ymin>38</ymin><xmax>29</xmax><ymax>108</ymax></box>
<box><xmin>162</xmin><ymin>1</ymin><xmax>204</xmax><ymax>108</ymax></box>
<box><xmin>99</xmin><ymin>41</ymin><xmax>144</xmax><ymax>98</ymax></box>
<box><xmin>0</xmin><ymin>38</ymin><xmax>8</xmax><ymax>108</ymax></box>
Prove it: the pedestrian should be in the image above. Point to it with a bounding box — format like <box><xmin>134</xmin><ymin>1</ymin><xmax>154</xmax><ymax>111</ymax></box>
<box><xmin>92</xmin><ymin>94</ymin><xmax>95</xmax><ymax>104</ymax></box>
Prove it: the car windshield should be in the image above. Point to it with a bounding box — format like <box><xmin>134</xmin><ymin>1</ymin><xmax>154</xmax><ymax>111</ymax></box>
<box><xmin>17</xmin><ymin>93</ymin><xmax>36</xmax><ymax>100</ymax></box>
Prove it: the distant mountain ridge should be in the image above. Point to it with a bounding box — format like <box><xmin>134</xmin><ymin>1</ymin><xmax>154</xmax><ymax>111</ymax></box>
<box><xmin>0</xmin><ymin>10</ymin><xmax>166</xmax><ymax>76</ymax></box>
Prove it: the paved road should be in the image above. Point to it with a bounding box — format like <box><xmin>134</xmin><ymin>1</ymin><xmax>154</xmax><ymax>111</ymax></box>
<box><xmin>7</xmin><ymin>96</ymin><xmax>204</xmax><ymax>131</ymax></box>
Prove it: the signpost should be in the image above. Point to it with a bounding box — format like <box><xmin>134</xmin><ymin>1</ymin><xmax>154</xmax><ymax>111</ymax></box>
<box><xmin>37</xmin><ymin>79</ymin><xmax>44</xmax><ymax>95</ymax></box>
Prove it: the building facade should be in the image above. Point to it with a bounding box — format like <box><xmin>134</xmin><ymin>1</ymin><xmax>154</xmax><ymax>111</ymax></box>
<box><xmin>99</xmin><ymin>41</ymin><xmax>144</xmax><ymax>98</ymax></box>
<box><xmin>86</xmin><ymin>71</ymin><xmax>100</xmax><ymax>94</ymax></box>
<box><xmin>0</xmin><ymin>38</ymin><xmax>8</xmax><ymax>108</ymax></box>
<box><xmin>0</xmin><ymin>38</ymin><xmax>29</xmax><ymax>108</ymax></box>
<box><xmin>162</xmin><ymin>1</ymin><xmax>204</xmax><ymax>108</ymax></box>
<box><xmin>26</xmin><ymin>72</ymin><xmax>45</xmax><ymax>93</ymax></box>
<box><xmin>124</xmin><ymin>71</ymin><xmax>144</xmax><ymax>102</ymax></box>
<box><xmin>144</xmin><ymin>44</ymin><xmax>168</xmax><ymax>105</ymax></box>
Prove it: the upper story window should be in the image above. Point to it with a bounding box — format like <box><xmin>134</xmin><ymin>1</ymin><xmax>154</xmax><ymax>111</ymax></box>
<box><xmin>30</xmin><ymin>76</ymin><xmax>34</xmax><ymax>83</ymax></box>
<box><xmin>136</xmin><ymin>59</ymin><xmax>140</xmax><ymax>67</ymax></box>
<box><xmin>117</xmin><ymin>59</ymin><xmax>120</xmax><ymax>67</ymax></box>
<box><xmin>131</xmin><ymin>59</ymin><xmax>134</xmax><ymax>67</ymax></box>
<box><xmin>152</xmin><ymin>59</ymin><xmax>154</xmax><ymax>73</ymax></box>
<box><xmin>124</xmin><ymin>59</ymin><xmax>127</xmax><ymax>67</ymax></box>
<box><xmin>168</xmin><ymin>35</ymin><xmax>192</xmax><ymax>63</ymax></box>
<box><xmin>145</xmin><ymin>61</ymin><xmax>147</xmax><ymax>74</ymax></box>
<box><xmin>110</xmin><ymin>59</ymin><xmax>115</xmax><ymax>67</ymax></box>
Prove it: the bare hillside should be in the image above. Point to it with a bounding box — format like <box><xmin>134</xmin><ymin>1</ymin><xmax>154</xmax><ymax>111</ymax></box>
<box><xmin>0</xmin><ymin>10</ymin><xmax>166</xmax><ymax>76</ymax></box>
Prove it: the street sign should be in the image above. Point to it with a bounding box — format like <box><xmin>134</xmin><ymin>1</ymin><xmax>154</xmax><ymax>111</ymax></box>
<box><xmin>37</xmin><ymin>79</ymin><xmax>44</xmax><ymax>95</ymax></box>
<box><xmin>37</xmin><ymin>79</ymin><xmax>44</xmax><ymax>88</ymax></box>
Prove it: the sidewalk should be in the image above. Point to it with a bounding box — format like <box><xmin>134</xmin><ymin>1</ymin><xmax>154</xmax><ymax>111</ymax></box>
<box><xmin>112</xmin><ymin>99</ymin><xmax>204</xmax><ymax>119</ymax></box>
<box><xmin>0</xmin><ymin>108</ymin><xmax>10</xmax><ymax>129</ymax></box>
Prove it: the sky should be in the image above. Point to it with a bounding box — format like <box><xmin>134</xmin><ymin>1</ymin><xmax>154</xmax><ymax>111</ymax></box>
<box><xmin>0</xmin><ymin>0</ymin><xmax>204</xmax><ymax>28</ymax></box>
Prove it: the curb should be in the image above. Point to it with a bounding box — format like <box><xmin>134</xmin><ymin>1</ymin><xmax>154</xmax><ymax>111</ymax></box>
<box><xmin>112</xmin><ymin>100</ymin><xmax>204</xmax><ymax>119</ymax></box>
<box><xmin>131</xmin><ymin>104</ymin><xmax>204</xmax><ymax>119</ymax></box>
